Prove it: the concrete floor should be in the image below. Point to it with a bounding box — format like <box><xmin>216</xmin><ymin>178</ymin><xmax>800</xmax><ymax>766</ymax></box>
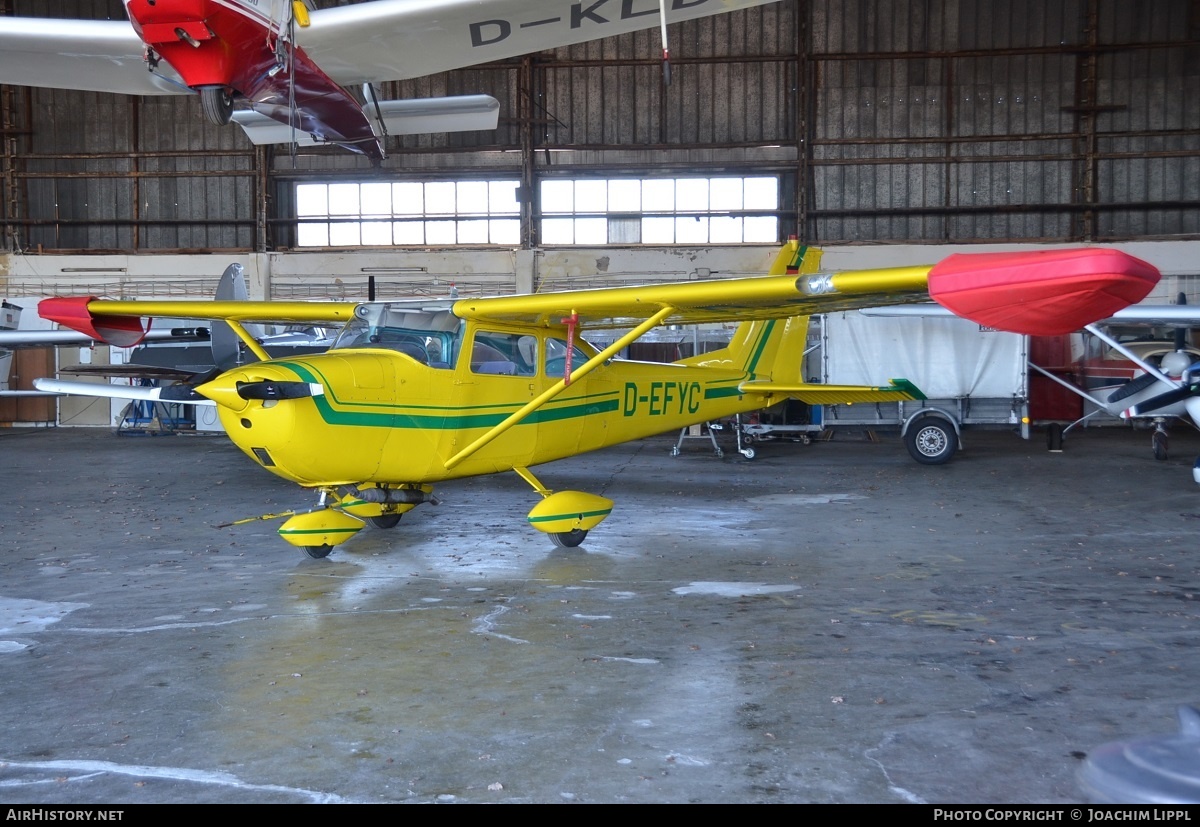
<box><xmin>0</xmin><ymin>424</ymin><xmax>1197</xmax><ymax>804</ymax></box>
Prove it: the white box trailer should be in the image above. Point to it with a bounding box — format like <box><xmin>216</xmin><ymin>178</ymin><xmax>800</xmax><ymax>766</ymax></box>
<box><xmin>817</xmin><ymin>310</ymin><xmax>1031</xmax><ymax>464</ymax></box>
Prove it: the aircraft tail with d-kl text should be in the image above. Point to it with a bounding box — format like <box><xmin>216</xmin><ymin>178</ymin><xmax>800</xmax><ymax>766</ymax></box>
<box><xmin>36</xmin><ymin>241</ymin><xmax>1160</xmax><ymax>557</ymax></box>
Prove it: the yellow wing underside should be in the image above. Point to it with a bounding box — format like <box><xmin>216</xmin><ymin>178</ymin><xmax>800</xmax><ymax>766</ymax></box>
<box><xmin>70</xmin><ymin>242</ymin><xmax>935</xmax><ymax>331</ymax></box>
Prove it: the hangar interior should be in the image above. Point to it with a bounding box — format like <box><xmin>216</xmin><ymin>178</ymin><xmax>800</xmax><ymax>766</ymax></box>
<box><xmin>1</xmin><ymin>0</ymin><xmax>1199</xmax><ymax>806</ymax></box>
<box><xmin>3</xmin><ymin>0</ymin><xmax>1198</xmax><ymax>426</ymax></box>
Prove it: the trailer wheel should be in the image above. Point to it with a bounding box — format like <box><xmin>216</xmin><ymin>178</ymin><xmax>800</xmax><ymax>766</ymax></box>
<box><xmin>905</xmin><ymin>416</ymin><xmax>957</xmax><ymax>465</ymax></box>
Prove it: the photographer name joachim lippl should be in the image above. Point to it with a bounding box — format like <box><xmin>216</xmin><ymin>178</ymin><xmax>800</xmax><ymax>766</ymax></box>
<box><xmin>934</xmin><ymin>811</ymin><xmax>1192</xmax><ymax>822</ymax></box>
<box><xmin>1089</xmin><ymin>814</ymin><xmax>1191</xmax><ymax>822</ymax></box>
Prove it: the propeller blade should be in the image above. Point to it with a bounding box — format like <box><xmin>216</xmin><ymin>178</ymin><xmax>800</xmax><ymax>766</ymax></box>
<box><xmin>33</xmin><ymin>377</ymin><xmax>215</xmax><ymax>406</ymax></box>
<box><xmin>1128</xmin><ymin>384</ymin><xmax>1197</xmax><ymax>416</ymax></box>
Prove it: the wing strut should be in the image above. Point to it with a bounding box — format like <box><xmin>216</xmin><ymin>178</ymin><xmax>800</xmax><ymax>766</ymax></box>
<box><xmin>227</xmin><ymin>319</ymin><xmax>272</xmax><ymax>363</ymax></box>
<box><xmin>443</xmin><ymin>305</ymin><xmax>676</xmax><ymax>470</ymax></box>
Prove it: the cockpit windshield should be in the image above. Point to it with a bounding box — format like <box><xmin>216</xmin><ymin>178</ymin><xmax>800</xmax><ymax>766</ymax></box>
<box><xmin>331</xmin><ymin>303</ymin><xmax>463</xmax><ymax>368</ymax></box>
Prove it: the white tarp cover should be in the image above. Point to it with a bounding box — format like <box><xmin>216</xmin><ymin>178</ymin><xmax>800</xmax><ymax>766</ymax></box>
<box><xmin>824</xmin><ymin>312</ymin><xmax>1027</xmax><ymax>399</ymax></box>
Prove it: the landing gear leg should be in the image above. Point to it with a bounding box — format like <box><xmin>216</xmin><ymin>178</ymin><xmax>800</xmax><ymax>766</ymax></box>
<box><xmin>1153</xmin><ymin>422</ymin><xmax>1169</xmax><ymax>461</ymax></box>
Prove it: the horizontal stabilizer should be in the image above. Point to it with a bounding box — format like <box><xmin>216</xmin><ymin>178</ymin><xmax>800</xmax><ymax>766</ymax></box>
<box><xmin>231</xmin><ymin>95</ymin><xmax>499</xmax><ymax>146</ymax></box>
<box><xmin>739</xmin><ymin>378</ymin><xmax>926</xmax><ymax>404</ymax></box>
<box><xmin>364</xmin><ymin>94</ymin><xmax>500</xmax><ymax>136</ymax></box>
<box><xmin>0</xmin><ymin>326</ymin><xmax>208</xmax><ymax>349</ymax></box>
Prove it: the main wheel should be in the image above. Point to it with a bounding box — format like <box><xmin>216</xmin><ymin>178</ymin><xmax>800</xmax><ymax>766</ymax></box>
<box><xmin>368</xmin><ymin>514</ymin><xmax>402</xmax><ymax>529</ymax></box>
<box><xmin>301</xmin><ymin>544</ymin><xmax>334</xmax><ymax>559</ymax></box>
<box><xmin>550</xmin><ymin>529</ymin><xmax>587</xmax><ymax>548</ymax></box>
<box><xmin>199</xmin><ymin>85</ymin><xmax>234</xmax><ymax>125</ymax></box>
<box><xmin>1047</xmin><ymin>423</ymin><xmax>1064</xmax><ymax>452</ymax></box>
<box><xmin>1153</xmin><ymin>430</ymin><xmax>1169</xmax><ymax>461</ymax></box>
<box><xmin>905</xmin><ymin>416</ymin><xmax>958</xmax><ymax>465</ymax></box>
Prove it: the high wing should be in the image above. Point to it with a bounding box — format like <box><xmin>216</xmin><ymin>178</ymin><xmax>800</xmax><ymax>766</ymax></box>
<box><xmin>1105</xmin><ymin>305</ymin><xmax>1200</xmax><ymax>325</ymax></box>
<box><xmin>0</xmin><ymin>0</ymin><xmax>781</xmax><ymax>96</ymax></box>
<box><xmin>451</xmin><ymin>245</ymin><xmax>1161</xmax><ymax>337</ymax></box>
<box><xmin>0</xmin><ymin>16</ymin><xmax>182</xmax><ymax>96</ymax></box>
<box><xmin>298</xmin><ymin>0</ymin><xmax>784</xmax><ymax>87</ymax></box>
<box><xmin>38</xmin><ymin>243</ymin><xmax>1161</xmax><ymax>346</ymax></box>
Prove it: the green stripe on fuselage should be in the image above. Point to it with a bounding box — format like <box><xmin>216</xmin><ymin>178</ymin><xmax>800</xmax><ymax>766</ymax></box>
<box><xmin>273</xmin><ymin>360</ymin><xmax>619</xmax><ymax>430</ymax></box>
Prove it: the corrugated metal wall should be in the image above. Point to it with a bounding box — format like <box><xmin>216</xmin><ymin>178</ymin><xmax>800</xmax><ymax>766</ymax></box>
<box><xmin>806</xmin><ymin>0</ymin><xmax>1200</xmax><ymax>242</ymax></box>
<box><xmin>2</xmin><ymin>0</ymin><xmax>1196</xmax><ymax>252</ymax></box>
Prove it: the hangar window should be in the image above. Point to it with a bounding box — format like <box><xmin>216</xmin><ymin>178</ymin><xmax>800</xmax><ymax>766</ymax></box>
<box><xmin>295</xmin><ymin>180</ymin><xmax>520</xmax><ymax>247</ymax></box>
<box><xmin>539</xmin><ymin>176</ymin><xmax>778</xmax><ymax>245</ymax></box>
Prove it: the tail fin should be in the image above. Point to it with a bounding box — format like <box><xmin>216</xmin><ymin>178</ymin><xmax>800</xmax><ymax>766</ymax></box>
<box><xmin>676</xmin><ymin>240</ymin><xmax>821</xmax><ymax>383</ymax></box>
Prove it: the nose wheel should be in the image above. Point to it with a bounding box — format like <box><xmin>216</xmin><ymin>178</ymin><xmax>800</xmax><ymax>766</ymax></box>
<box><xmin>368</xmin><ymin>514</ymin><xmax>403</xmax><ymax>529</ymax></box>
<box><xmin>550</xmin><ymin>529</ymin><xmax>588</xmax><ymax>548</ymax></box>
<box><xmin>301</xmin><ymin>544</ymin><xmax>334</xmax><ymax>559</ymax></box>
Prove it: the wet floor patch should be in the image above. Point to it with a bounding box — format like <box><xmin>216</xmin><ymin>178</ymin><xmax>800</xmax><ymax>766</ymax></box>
<box><xmin>672</xmin><ymin>581</ymin><xmax>800</xmax><ymax>597</ymax></box>
<box><xmin>745</xmin><ymin>493</ymin><xmax>865</xmax><ymax>505</ymax></box>
<box><xmin>0</xmin><ymin>595</ymin><xmax>88</xmax><ymax>652</ymax></box>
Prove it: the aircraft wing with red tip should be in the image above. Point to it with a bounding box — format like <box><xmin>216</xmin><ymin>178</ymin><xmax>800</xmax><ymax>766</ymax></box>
<box><xmin>36</xmin><ymin>244</ymin><xmax>1160</xmax><ymax>346</ymax></box>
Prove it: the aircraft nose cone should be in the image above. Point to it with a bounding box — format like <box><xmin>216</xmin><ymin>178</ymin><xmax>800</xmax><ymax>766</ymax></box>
<box><xmin>195</xmin><ymin>374</ymin><xmax>250</xmax><ymax>412</ymax></box>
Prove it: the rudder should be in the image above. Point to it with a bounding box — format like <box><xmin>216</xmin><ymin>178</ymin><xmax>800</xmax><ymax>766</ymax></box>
<box><xmin>676</xmin><ymin>241</ymin><xmax>821</xmax><ymax>383</ymax></box>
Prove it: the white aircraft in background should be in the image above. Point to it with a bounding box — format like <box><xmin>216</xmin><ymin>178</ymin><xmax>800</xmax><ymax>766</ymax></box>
<box><xmin>0</xmin><ymin>0</ymin><xmax>780</xmax><ymax>160</ymax></box>
<box><xmin>864</xmin><ymin>296</ymin><xmax>1200</xmax><ymax>473</ymax></box>
<box><xmin>1028</xmin><ymin>303</ymin><xmax>1200</xmax><ymax>466</ymax></box>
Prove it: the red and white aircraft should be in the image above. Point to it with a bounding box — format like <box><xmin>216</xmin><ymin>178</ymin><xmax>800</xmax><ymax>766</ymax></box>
<box><xmin>0</xmin><ymin>0</ymin><xmax>780</xmax><ymax>160</ymax></box>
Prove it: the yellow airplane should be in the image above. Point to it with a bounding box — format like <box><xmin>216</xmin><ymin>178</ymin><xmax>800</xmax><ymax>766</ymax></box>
<box><xmin>36</xmin><ymin>241</ymin><xmax>1160</xmax><ymax>558</ymax></box>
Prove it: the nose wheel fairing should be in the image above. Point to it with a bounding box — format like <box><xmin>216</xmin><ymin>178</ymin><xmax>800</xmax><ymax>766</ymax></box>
<box><xmin>277</xmin><ymin>508</ymin><xmax>364</xmax><ymax>551</ymax></box>
<box><xmin>277</xmin><ymin>484</ymin><xmax>433</xmax><ymax>556</ymax></box>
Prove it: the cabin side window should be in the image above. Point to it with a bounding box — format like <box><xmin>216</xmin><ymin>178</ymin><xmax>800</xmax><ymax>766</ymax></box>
<box><xmin>469</xmin><ymin>331</ymin><xmax>538</xmax><ymax>377</ymax></box>
<box><xmin>544</xmin><ymin>337</ymin><xmax>590</xmax><ymax>380</ymax></box>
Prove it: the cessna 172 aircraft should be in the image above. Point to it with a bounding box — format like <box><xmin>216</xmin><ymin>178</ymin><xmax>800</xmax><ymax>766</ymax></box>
<box><xmin>0</xmin><ymin>0</ymin><xmax>780</xmax><ymax>160</ymax></box>
<box><xmin>1029</xmin><ymin>304</ymin><xmax>1200</xmax><ymax>464</ymax></box>
<box><xmin>33</xmin><ymin>241</ymin><xmax>1160</xmax><ymax>558</ymax></box>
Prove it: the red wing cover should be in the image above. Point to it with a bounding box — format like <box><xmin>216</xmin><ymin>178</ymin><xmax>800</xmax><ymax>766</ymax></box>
<box><xmin>928</xmin><ymin>249</ymin><xmax>1160</xmax><ymax>335</ymax></box>
<box><xmin>38</xmin><ymin>296</ymin><xmax>150</xmax><ymax>347</ymax></box>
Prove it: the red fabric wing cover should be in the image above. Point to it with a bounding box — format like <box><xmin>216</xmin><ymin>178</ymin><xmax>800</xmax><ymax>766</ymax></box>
<box><xmin>929</xmin><ymin>249</ymin><xmax>1160</xmax><ymax>336</ymax></box>
<box><xmin>38</xmin><ymin>296</ymin><xmax>151</xmax><ymax>347</ymax></box>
